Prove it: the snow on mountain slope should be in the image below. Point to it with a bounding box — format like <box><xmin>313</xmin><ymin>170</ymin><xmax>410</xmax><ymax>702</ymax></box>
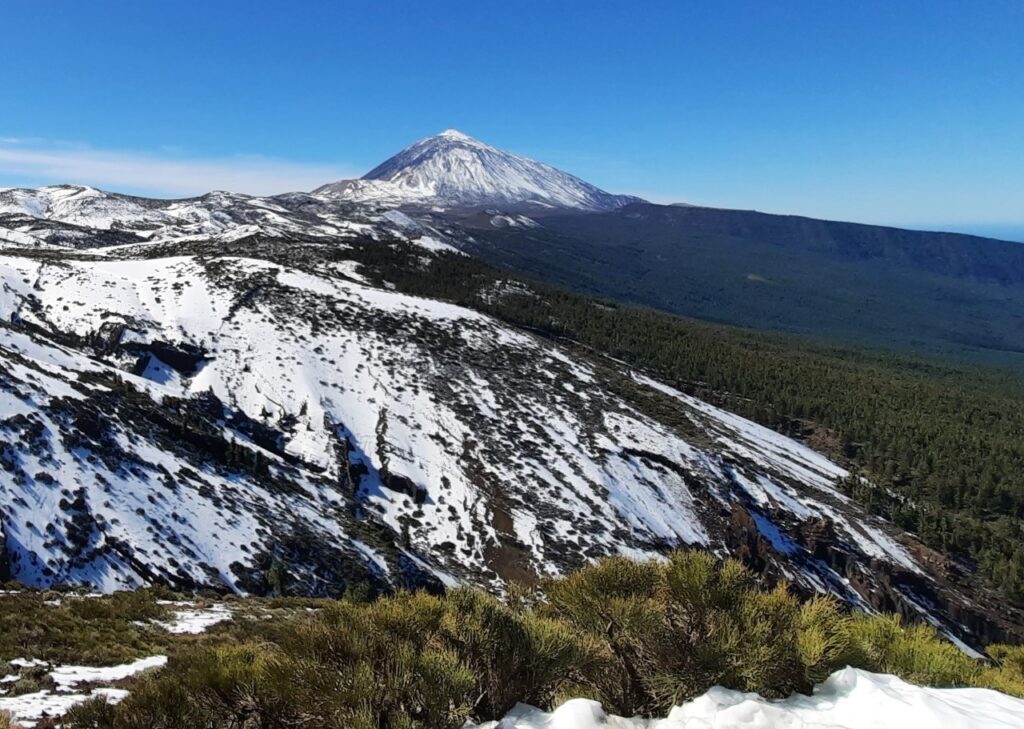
<box><xmin>0</xmin><ymin>216</ymin><xmax>1012</xmax><ymax>649</ymax></box>
<box><xmin>0</xmin><ymin>169</ymin><xmax>1018</xmax><ymax>647</ymax></box>
<box><xmin>0</xmin><ymin>322</ymin><xmax>398</xmax><ymax>592</ymax></box>
<box><xmin>315</xmin><ymin>129</ymin><xmax>644</xmax><ymax>210</ymax></box>
<box><xmin>0</xmin><ymin>185</ymin><xmax>459</xmax><ymax>251</ymax></box>
<box><xmin>0</xmin><ymin>250</ymin><xmax>714</xmax><ymax>590</ymax></box>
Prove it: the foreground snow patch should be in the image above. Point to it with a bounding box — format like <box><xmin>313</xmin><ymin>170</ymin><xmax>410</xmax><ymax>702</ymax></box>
<box><xmin>0</xmin><ymin>656</ymin><xmax>165</xmax><ymax>726</ymax></box>
<box><xmin>154</xmin><ymin>602</ymin><xmax>233</xmax><ymax>634</ymax></box>
<box><xmin>0</xmin><ymin>688</ymin><xmax>128</xmax><ymax>727</ymax></box>
<box><xmin>50</xmin><ymin>655</ymin><xmax>167</xmax><ymax>690</ymax></box>
<box><xmin>468</xmin><ymin>668</ymin><xmax>1024</xmax><ymax>728</ymax></box>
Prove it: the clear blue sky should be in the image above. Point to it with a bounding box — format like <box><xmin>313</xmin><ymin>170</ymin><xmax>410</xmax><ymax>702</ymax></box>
<box><xmin>1</xmin><ymin>1</ymin><xmax>1022</xmax><ymax>233</ymax></box>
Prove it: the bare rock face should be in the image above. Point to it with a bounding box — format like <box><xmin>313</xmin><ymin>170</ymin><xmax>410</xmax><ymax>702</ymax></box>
<box><xmin>0</xmin><ymin>512</ymin><xmax>10</xmax><ymax>583</ymax></box>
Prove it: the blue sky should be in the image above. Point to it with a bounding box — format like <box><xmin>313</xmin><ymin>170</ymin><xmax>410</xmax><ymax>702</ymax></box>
<box><xmin>1</xmin><ymin>1</ymin><xmax>1022</xmax><ymax>233</ymax></box>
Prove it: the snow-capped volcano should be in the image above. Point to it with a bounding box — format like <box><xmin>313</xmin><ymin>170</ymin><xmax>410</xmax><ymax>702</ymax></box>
<box><xmin>314</xmin><ymin>129</ymin><xmax>644</xmax><ymax>210</ymax></box>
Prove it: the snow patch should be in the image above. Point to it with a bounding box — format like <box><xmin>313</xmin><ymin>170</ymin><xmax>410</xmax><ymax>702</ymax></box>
<box><xmin>155</xmin><ymin>604</ymin><xmax>233</xmax><ymax>635</ymax></box>
<box><xmin>468</xmin><ymin>668</ymin><xmax>1024</xmax><ymax>728</ymax></box>
<box><xmin>50</xmin><ymin>655</ymin><xmax>167</xmax><ymax>690</ymax></box>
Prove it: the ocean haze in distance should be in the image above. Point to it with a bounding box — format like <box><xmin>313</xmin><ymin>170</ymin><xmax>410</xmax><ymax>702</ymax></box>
<box><xmin>932</xmin><ymin>224</ymin><xmax>1024</xmax><ymax>244</ymax></box>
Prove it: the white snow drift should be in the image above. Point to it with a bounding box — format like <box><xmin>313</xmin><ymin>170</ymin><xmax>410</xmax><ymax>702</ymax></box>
<box><xmin>468</xmin><ymin>668</ymin><xmax>1024</xmax><ymax>729</ymax></box>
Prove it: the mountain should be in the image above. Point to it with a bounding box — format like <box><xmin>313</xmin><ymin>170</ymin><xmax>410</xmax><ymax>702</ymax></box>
<box><xmin>453</xmin><ymin>202</ymin><xmax>1024</xmax><ymax>364</ymax></box>
<box><xmin>0</xmin><ymin>187</ymin><xmax>1021</xmax><ymax>652</ymax></box>
<box><xmin>310</xmin><ymin>129</ymin><xmax>1024</xmax><ymax>363</ymax></box>
<box><xmin>314</xmin><ymin>129</ymin><xmax>643</xmax><ymax>210</ymax></box>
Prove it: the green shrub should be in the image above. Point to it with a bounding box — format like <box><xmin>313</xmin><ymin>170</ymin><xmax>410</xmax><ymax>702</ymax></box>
<box><xmin>68</xmin><ymin>590</ymin><xmax>168</xmax><ymax>623</ymax></box>
<box><xmin>10</xmin><ymin>667</ymin><xmax>51</xmax><ymax>696</ymax></box>
<box><xmin>541</xmin><ymin>553</ymin><xmax>811</xmax><ymax>713</ymax></box>
<box><xmin>541</xmin><ymin>556</ymin><xmax>664</xmax><ymax>714</ymax></box>
<box><xmin>62</xmin><ymin>696</ymin><xmax>121</xmax><ymax>728</ymax></box>
<box><xmin>540</xmin><ymin>552</ymin><xmax>1024</xmax><ymax>714</ymax></box>
<box><xmin>796</xmin><ymin>596</ymin><xmax>852</xmax><ymax>684</ymax></box>
<box><xmin>440</xmin><ymin>587</ymin><xmax>603</xmax><ymax>717</ymax></box>
<box><xmin>982</xmin><ymin>644</ymin><xmax>1024</xmax><ymax>697</ymax></box>
<box><xmin>843</xmin><ymin>614</ymin><xmax>980</xmax><ymax>686</ymax></box>
<box><xmin>80</xmin><ymin>594</ymin><xmax>475</xmax><ymax>729</ymax></box>
<box><xmin>55</xmin><ymin>552</ymin><xmax>1024</xmax><ymax>727</ymax></box>
<box><xmin>286</xmin><ymin>593</ymin><xmax>474</xmax><ymax>728</ymax></box>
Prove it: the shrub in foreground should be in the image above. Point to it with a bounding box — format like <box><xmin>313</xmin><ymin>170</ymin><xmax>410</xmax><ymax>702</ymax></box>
<box><xmin>541</xmin><ymin>553</ymin><xmax>816</xmax><ymax>713</ymax></box>
<box><xmin>62</xmin><ymin>552</ymin><xmax>1024</xmax><ymax>728</ymax></box>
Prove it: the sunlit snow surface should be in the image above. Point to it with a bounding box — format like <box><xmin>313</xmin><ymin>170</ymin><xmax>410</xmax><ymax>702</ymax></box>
<box><xmin>0</xmin><ymin>689</ymin><xmax>128</xmax><ymax>728</ymax></box>
<box><xmin>467</xmin><ymin>668</ymin><xmax>1024</xmax><ymax>729</ymax></box>
<box><xmin>0</xmin><ymin>656</ymin><xmax>164</xmax><ymax>727</ymax></box>
<box><xmin>317</xmin><ymin>129</ymin><xmax>642</xmax><ymax>210</ymax></box>
<box><xmin>154</xmin><ymin>601</ymin><xmax>233</xmax><ymax>634</ymax></box>
<box><xmin>49</xmin><ymin>656</ymin><xmax>167</xmax><ymax>690</ymax></box>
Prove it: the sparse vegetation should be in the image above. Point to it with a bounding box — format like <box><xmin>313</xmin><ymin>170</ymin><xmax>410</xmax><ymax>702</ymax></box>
<box><xmin>0</xmin><ymin>588</ymin><xmax>174</xmax><ymax>666</ymax></box>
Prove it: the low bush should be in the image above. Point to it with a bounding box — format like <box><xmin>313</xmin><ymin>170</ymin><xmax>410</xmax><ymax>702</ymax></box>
<box><xmin>67</xmin><ymin>589</ymin><xmax>169</xmax><ymax>623</ymax></box>
<box><xmin>0</xmin><ymin>589</ymin><xmax>171</xmax><ymax>665</ymax></box>
<box><xmin>541</xmin><ymin>553</ymin><xmax>813</xmax><ymax>713</ymax></box>
<box><xmin>56</xmin><ymin>552</ymin><xmax>1024</xmax><ymax>728</ymax></box>
<box><xmin>982</xmin><ymin>644</ymin><xmax>1024</xmax><ymax>696</ymax></box>
<box><xmin>439</xmin><ymin>587</ymin><xmax>603</xmax><ymax>718</ymax></box>
<box><xmin>67</xmin><ymin>594</ymin><xmax>476</xmax><ymax>729</ymax></box>
<box><xmin>842</xmin><ymin>613</ymin><xmax>979</xmax><ymax>686</ymax></box>
<box><xmin>0</xmin><ymin>710</ymin><xmax>24</xmax><ymax>729</ymax></box>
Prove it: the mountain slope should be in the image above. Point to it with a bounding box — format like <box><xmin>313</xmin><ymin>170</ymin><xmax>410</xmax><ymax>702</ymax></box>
<box><xmin>454</xmin><ymin>202</ymin><xmax>1024</xmax><ymax>364</ymax></box>
<box><xmin>315</xmin><ymin>129</ymin><xmax>642</xmax><ymax>210</ymax></box>
<box><xmin>0</xmin><ymin>206</ymin><xmax>1021</xmax><ymax>649</ymax></box>
<box><xmin>2</xmin><ymin>148</ymin><xmax>1024</xmax><ymax>648</ymax></box>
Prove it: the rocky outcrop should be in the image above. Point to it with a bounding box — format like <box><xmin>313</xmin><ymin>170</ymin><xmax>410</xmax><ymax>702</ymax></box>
<box><xmin>0</xmin><ymin>511</ymin><xmax>10</xmax><ymax>583</ymax></box>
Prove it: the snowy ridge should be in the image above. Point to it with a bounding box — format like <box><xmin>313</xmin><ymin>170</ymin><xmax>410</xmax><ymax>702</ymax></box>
<box><xmin>315</xmin><ymin>129</ymin><xmax>643</xmax><ymax>210</ymax></box>
<box><xmin>0</xmin><ymin>185</ymin><xmax>460</xmax><ymax>251</ymax></box>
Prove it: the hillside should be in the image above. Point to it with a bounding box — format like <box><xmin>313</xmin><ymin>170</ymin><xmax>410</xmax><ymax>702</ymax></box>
<box><xmin>454</xmin><ymin>203</ymin><xmax>1024</xmax><ymax>365</ymax></box>
<box><xmin>0</xmin><ymin>148</ymin><xmax>1022</xmax><ymax>648</ymax></box>
<box><xmin>1</xmin><ymin>131</ymin><xmax>1023</xmax><ymax>646</ymax></box>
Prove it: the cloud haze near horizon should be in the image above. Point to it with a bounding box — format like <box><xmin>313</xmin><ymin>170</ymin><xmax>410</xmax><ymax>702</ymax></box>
<box><xmin>0</xmin><ymin>140</ymin><xmax>355</xmax><ymax>198</ymax></box>
<box><xmin>2</xmin><ymin>136</ymin><xmax>1022</xmax><ymax>243</ymax></box>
